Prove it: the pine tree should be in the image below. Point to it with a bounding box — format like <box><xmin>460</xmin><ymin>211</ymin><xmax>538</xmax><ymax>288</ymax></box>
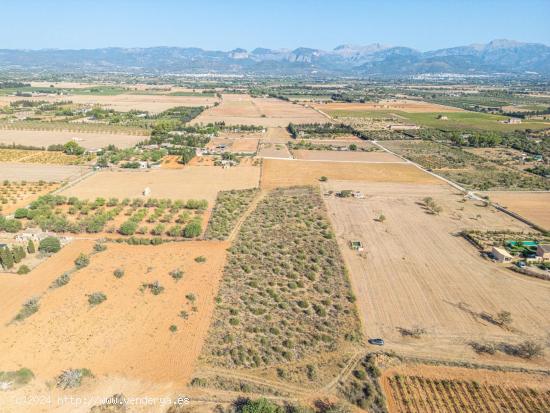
<box><xmin>0</xmin><ymin>247</ymin><xmax>14</xmax><ymax>269</ymax></box>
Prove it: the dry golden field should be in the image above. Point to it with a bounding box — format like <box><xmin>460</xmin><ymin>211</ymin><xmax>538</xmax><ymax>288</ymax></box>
<box><xmin>59</xmin><ymin>167</ymin><xmax>260</xmax><ymax>205</ymax></box>
<box><xmin>292</xmin><ymin>150</ymin><xmax>405</xmax><ymax>162</ymax></box>
<box><xmin>261</xmin><ymin>159</ymin><xmax>440</xmax><ymax>188</ymax></box>
<box><xmin>383</xmin><ymin>363</ymin><xmax>550</xmax><ymax>413</ymax></box>
<box><xmin>0</xmin><ymin>148</ymin><xmax>84</xmax><ymax>165</ymax></box>
<box><xmin>323</xmin><ymin>181</ymin><xmax>550</xmax><ymax>367</ymax></box>
<box><xmin>191</xmin><ymin>94</ymin><xmax>326</xmax><ymax>127</ymax></box>
<box><xmin>0</xmin><ymin>163</ymin><xmax>90</xmax><ymax>181</ymax></box>
<box><xmin>0</xmin><ymin>240</ymin><xmax>228</xmax><ymax>383</ymax></box>
<box><xmin>0</xmin><ymin>129</ymin><xmax>144</xmax><ymax>149</ymax></box>
<box><xmin>482</xmin><ymin>191</ymin><xmax>550</xmax><ymax>231</ymax></box>
<box><xmin>314</xmin><ymin>99</ymin><xmax>463</xmax><ymax>113</ymax></box>
<box><xmin>0</xmin><ymin>93</ymin><xmax>218</xmax><ymax>113</ymax></box>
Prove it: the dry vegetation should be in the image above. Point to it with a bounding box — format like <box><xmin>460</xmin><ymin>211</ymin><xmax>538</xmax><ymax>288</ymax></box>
<box><xmin>204</xmin><ymin>188</ymin><xmax>259</xmax><ymax>240</ymax></box>
<box><xmin>0</xmin><ymin>240</ymin><xmax>228</xmax><ymax>383</ymax></box>
<box><xmin>201</xmin><ymin>186</ymin><xmax>361</xmax><ymax>368</ymax></box>
<box><xmin>382</xmin><ymin>140</ymin><xmax>550</xmax><ymax>190</ymax></box>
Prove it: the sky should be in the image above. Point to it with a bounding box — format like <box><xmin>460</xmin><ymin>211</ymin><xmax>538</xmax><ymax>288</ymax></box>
<box><xmin>1</xmin><ymin>0</ymin><xmax>549</xmax><ymax>51</ymax></box>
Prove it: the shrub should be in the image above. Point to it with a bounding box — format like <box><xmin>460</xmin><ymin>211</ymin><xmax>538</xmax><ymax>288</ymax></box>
<box><xmin>14</xmin><ymin>208</ymin><xmax>29</xmax><ymax>219</ymax></box>
<box><xmin>17</xmin><ymin>265</ymin><xmax>30</xmax><ymax>275</ymax></box>
<box><xmin>184</xmin><ymin>221</ymin><xmax>202</xmax><ymax>238</ymax></box>
<box><xmin>52</xmin><ymin>272</ymin><xmax>71</xmax><ymax>288</ymax></box>
<box><xmin>142</xmin><ymin>281</ymin><xmax>164</xmax><ymax>295</ymax></box>
<box><xmin>74</xmin><ymin>253</ymin><xmax>90</xmax><ymax>269</ymax></box>
<box><xmin>119</xmin><ymin>221</ymin><xmax>138</xmax><ymax>235</ymax></box>
<box><xmin>113</xmin><ymin>268</ymin><xmax>125</xmax><ymax>278</ymax></box>
<box><xmin>170</xmin><ymin>268</ymin><xmax>184</xmax><ymax>281</ymax></box>
<box><xmin>169</xmin><ymin>324</ymin><xmax>178</xmax><ymax>332</ymax></box>
<box><xmin>39</xmin><ymin>236</ymin><xmax>61</xmax><ymax>253</ymax></box>
<box><xmin>56</xmin><ymin>368</ymin><xmax>93</xmax><ymax>389</ymax></box>
<box><xmin>26</xmin><ymin>240</ymin><xmax>35</xmax><ymax>254</ymax></box>
<box><xmin>186</xmin><ymin>293</ymin><xmax>196</xmax><ymax>303</ymax></box>
<box><xmin>93</xmin><ymin>242</ymin><xmax>107</xmax><ymax>252</ymax></box>
<box><xmin>14</xmin><ymin>297</ymin><xmax>39</xmax><ymax>321</ymax></box>
<box><xmin>319</xmin><ymin>176</ymin><xmax>328</xmax><ymax>182</ymax></box>
<box><xmin>194</xmin><ymin>255</ymin><xmax>207</xmax><ymax>263</ymax></box>
<box><xmin>87</xmin><ymin>292</ymin><xmax>107</xmax><ymax>306</ymax></box>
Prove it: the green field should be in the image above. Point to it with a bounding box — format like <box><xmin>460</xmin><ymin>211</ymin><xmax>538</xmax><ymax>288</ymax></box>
<box><xmin>329</xmin><ymin>109</ymin><xmax>549</xmax><ymax>132</ymax></box>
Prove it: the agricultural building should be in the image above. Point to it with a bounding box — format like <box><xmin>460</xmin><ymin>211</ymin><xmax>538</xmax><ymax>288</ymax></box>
<box><xmin>492</xmin><ymin>246</ymin><xmax>513</xmax><ymax>263</ymax></box>
<box><xmin>537</xmin><ymin>244</ymin><xmax>550</xmax><ymax>261</ymax></box>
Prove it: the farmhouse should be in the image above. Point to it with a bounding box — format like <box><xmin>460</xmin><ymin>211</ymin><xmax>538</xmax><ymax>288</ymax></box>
<box><xmin>492</xmin><ymin>246</ymin><xmax>514</xmax><ymax>263</ymax></box>
<box><xmin>536</xmin><ymin>244</ymin><xmax>550</xmax><ymax>261</ymax></box>
<box><xmin>500</xmin><ymin>118</ymin><xmax>522</xmax><ymax>124</ymax></box>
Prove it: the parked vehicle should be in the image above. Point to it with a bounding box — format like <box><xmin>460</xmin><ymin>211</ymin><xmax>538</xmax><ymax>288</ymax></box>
<box><xmin>368</xmin><ymin>338</ymin><xmax>384</xmax><ymax>346</ymax></box>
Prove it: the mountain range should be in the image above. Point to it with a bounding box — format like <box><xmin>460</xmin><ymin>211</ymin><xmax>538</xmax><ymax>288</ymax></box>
<box><xmin>0</xmin><ymin>39</ymin><xmax>549</xmax><ymax>77</ymax></box>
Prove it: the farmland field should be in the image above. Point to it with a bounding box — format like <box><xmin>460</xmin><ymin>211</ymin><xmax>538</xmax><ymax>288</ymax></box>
<box><xmin>0</xmin><ymin>240</ymin><xmax>228</xmax><ymax>383</ymax></box>
<box><xmin>0</xmin><ymin>163</ymin><xmax>89</xmax><ymax>181</ymax></box>
<box><xmin>316</xmin><ymin>99</ymin><xmax>463</xmax><ymax>113</ymax></box>
<box><xmin>0</xmin><ymin>129</ymin><xmax>145</xmax><ymax>149</ymax></box>
<box><xmin>0</xmin><ymin>181</ymin><xmax>58</xmax><ymax>214</ymax></box>
<box><xmin>383</xmin><ymin>363</ymin><xmax>550</xmax><ymax>413</ymax></box>
<box><xmin>191</xmin><ymin>94</ymin><xmax>327</xmax><ymax>127</ymax></box>
<box><xmin>0</xmin><ymin>148</ymin><xmax>85</xmax><ymax>165</ymax></box>
<box><xmin>261</xmin><ymin>159</ymin><xmax>440</xmax><ymax>188</ymax></box>
<box><xmin>328</xmin><ymin>107</ymin><xmax>550</xmax><ymax>132</ymax></box>
<box><xmin>483</xmin><ymin>191</ymin><xmax>550</xmax><ymax>231</ymax></box>
<box><xmin>59</xmin><ymin>167</ymin><xmax>261</xmax><ymax>205</ymax></box>
<box><xmin>0</xmin><ymin>93</ymin><xmax>218</xmax><ymax>113</ymax></box>
<box><xmin>292</xmin><ymin>150</ymin><xmax>404</xmax><ymax>162</ymax></box>
<box><xmin>323</xmin><ymin>181</ymin><xmax>550</xmax><ymax>366</ymax></box>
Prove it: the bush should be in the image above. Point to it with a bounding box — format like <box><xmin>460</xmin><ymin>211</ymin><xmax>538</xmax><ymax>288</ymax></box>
<box><xmin>119</xmin><ymin>221</ymin><xmax>138</xmax><ymax>235</ymax></box>
<box><xmin>56</xmin><ymin>368</ymin><xmax>93</xmax><ymax>389</ymax></box>
<box><xmin>170</xmin><ymin>268</ymin><xmax>184</xmax><ymax>281</ymax></box>
<box><xmin>39</xmin><ymin>236</ymin><xmax>61</xmax><ymax>253</ymax></box>
<box><xmin>169</xmin><ymin>324</ymin><xmax>178</xmax><ymax>332</ymax></box>
<box><xmin>74</xmin><ymin>253</ymin><xmax>90</xmax><ymax>269</ymax></box>
<box><xmin>87</xmin><ymin>292</ymin><xmax>107</xmax><ymax>306</ymax></box>
<box><xmin>17</xmin><ymin>265</ymin><xmax>30</xmax><ymax>275</ymax></box>
<box><xmin>113</xmin><ymin>268</ymin><xmax>125</xmax><ymax>278</ymax></box>
<box><xmin>184</xmin><ymin>221</ymin><xmax>202</xmax><ymax>238</ymax></box>
<box><xmin>52</xmin><ymin>272</ymin><xmax>71</xmax><ymax>288</ymax></box>
<box><xmin>14</xmin><ymin>208</ymin><xmax>29</xmax><ymax>219</ymax></box>
<box><xmin>27</xmin><ymin>240</ymin><xmax>35</xmax><ymax>254</ymax></box>
<box><xmin>93</xmin><ymin>242</ymin><xmax>107</xmax><ymax>252</ymax></box>
<box><xmin>194</xmin><ymin>255</ymin><xmax>207</xmax><ymax>263</ymax></box>
<box><xmin>14</xmin><ymin>297</ymin><xmax>39</xmax><ymax>321</ymax></box>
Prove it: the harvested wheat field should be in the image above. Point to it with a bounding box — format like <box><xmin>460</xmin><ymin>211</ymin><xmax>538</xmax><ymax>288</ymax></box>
<box><xmin>0</xmin><ymin>162</ymin><xmax>90</xmax><ymax>181</ymax></box>
<box><xmin>191</xmin><ymin>94</ymin><xmax>326</xmax><ymax>127</ymax></box>
<box><xmin>263</xmin><ymin>127</ymin><xmax>292</xmax><ymax>143</ymax></box>
<box><xmin>257</xmin><ymin>142</ymin><xmax>293</xmax><ymax>159</ymax></box>
<box><xmin>0</xmin><ymin>93</ymin><xmax>218</xmax><ymax>113</ymax></box>
<box><xmin>59</xmin><ymin>167</ymin><xmax>260</xmax><ymax>205</ymax></box>
<box><xmin>292</xmin><ymin>150</ymin><xmax>405</xmax><ymax>162</ymax></box>
<box><xmin>382</xmin><ymin>362</ymin><xmax>550</xmax><ymax>413</ymax></box>
<box><xmin>483</xmin><ymin>191</ymin><xmax>550</xmax><ymax>231</ymax></box>
<box><xmin>0</xmin><ymin>129</ymin><xmax>144</xmax><ymax>149</ymax></box>
<box><xmin>0</xmin><ymin>240</ymin><xmax>228</xmax><ymax>383</ymax></box>
<box><xmin>315</xmin><ymin>99</ymin><xmax>463</xmax><ymax>113</ymax></box>
<box><xmin>324</xmin><ymin>181</ymin><xmax>550</xmax><ymax>367</ymax></box>
<box><xmin>261</xmin><ymin>159</ymin><xmax>439</xmax><ymax>188</ymax></box>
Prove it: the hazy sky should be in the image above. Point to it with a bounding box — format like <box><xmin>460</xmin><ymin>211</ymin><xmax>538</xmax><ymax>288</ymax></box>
<box><xmin>2</xmin><ymin>0</ymin><xmax>549</xmax><ymax>50</ymax></box>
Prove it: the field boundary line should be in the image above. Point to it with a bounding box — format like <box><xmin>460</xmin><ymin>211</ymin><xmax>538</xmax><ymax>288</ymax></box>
<box><xmin>260</xmin><ymin>156</ymin><xmax>407</xmax><ymax>164</ymax></box>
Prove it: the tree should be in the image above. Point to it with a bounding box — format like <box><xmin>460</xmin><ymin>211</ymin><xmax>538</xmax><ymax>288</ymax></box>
<box><xmin>377</xmin><ymin>214</ymin><xmax>386</xmax><ymax>222</ymax></box>
<box><xmin>180</xmin><ymin>147</ymin><xmax>196</xmax><ymax>165</ymax></box>
<box><xmin>39</xmin><ymin>236</ymin><xmax>61</xmax><ymax>253</ymax></box>
<box><xmin>27</xmin><ymin>240</ymin><xmax>35</xmax><ymax>254</ymax></box>
<box><xmin>240</xmin><ymin>398</ymin><xmax>282</xmax><ymax>413</ymax></box>
<box><xmin>14</xmin><ymin>208</ymin><xmax>28</xmax><ymax>219</ymax></box>
<box><xmin>349</xmin><ymin>144</ymin><xmax>357</xmax><ymax>151</ymax></box>
<box><xmin>63</xmin><ymin>141</ymin><xmax>85</xmax><ymax>156</ymax></box>
<box><xmin>319</xmin><ymin>176</ymin><xmax>328</xmax><ymax>182</ymax></box>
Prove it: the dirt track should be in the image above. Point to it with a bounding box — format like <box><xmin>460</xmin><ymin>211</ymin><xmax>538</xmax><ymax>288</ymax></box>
<box><xmin>324</xmin><ymin>181</ymin><xmax>550</xmax><ymax>368</ymax></box>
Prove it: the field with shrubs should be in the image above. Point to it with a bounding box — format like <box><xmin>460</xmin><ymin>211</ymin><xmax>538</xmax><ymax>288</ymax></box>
<box><xmin>201</xmin><ymin>186</ymin><xmax>361</xmax><ymax>369</ymax></box>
